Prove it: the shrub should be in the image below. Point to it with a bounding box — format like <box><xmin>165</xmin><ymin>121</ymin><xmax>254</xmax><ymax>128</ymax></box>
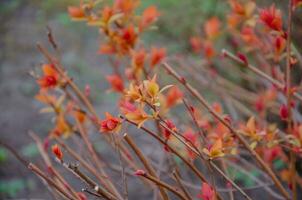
<box><xmin>3</xmin><ymin>0</ymin><xmax>302</xmax><ymax>199</ymax></box>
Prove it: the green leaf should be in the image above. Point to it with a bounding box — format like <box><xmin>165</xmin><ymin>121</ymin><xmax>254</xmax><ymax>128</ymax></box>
<box><xmin>173</xmin><ymin>155</ymin><xmax>182</xmax><ymax>164</ymax></box>
<box><xmin>56</xmin><ymin>13</ymin><xmax>71</xmax><ymax>25</ymax></box>
<box><xmin>250</xmin><ymin>169</ymin><xmax>260</xmax><ymax>178</ymax></box>
<box><xmin>0</xmin><ymin>179</ymin><xmax>25</xmax><ymax>197</ymax></box>
<box><xmin>26</xmin><ymin>179</ymin><xmax>36</xmax><ymax>191</ymax></box>
<box><xmin>21</xmin><ymin>143</ymin><xmax>39</xmax><ymax>158</ymax></box>
<box><xmin>273</xmin><ymin>159</ymin><xmax>285</xmax><ymax>170</ymax></box>
<box><xmin>0</xmin><ymin>148</ymin><xmax>8</xmax><ymax>162</ymax></box>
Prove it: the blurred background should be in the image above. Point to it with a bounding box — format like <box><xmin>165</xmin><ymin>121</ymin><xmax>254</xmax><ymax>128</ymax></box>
<box><xmin>1</xmin><ymin>0</ymin><xmax>302</xmax><ymax>199</ymax></box>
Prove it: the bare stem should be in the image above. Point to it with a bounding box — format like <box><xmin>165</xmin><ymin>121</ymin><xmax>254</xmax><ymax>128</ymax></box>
<box><xmin>0</xmin><ymin>141</ymin><xmax>75</xmax><ymax>200</ymax></box>
<box><xmin>122</xmin><ymin>117</ymin><xmax>252</xmax><ymax>200</ymax></box>
<box><xmin>137</xmin><ymin>171</ymin><xmax>188</xmax><ymax>200</ymax></box>
<box><xmin>58</xmin><ymin>160</ymin><xmax>117</xmax><ymax>200</ymax></box>
<box><xmin>29</xmin><ymin>131</ymin><xmax>80</xmax><ymax>200</ymax></box>
<box><xmin>286</xmin><ymin>1</ymin><xmax>296</xmax><ymax>199</ymax></box>
<box><xmin>123</xmin><ymin>133</ymin><xmax>169</xmax><ymax>200</ymax></box>
<box><xmin>172</xmin><ymin>170</ymin><xmax>192</xmax><ymax>200</ymax></box>
<box><xmin>221</xmin><ymin>49</ymin><xmax>302</xmax><ymax>102</ymax></box>
<box><xmin>163</xmin><ymin>62</ymin><xmax>290</xmax><ymax>200</ymax></box>
<box><xmin>75</xmin><ymin>119</ymin><xmax>122</xmax><ymax>199</ymax></box>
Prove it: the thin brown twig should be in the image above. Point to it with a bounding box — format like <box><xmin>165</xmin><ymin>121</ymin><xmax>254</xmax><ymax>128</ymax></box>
<box><xmin>286</xmin><ymin>1</ymin><xmax>296</xmax><ymax>199</ymax></box>
<box><xmin>75</xmin><ymin>119</ymin><xmax>122</xmax><ymax>199</ymax></box>
<box><xmin>113</xmin><ymin>135</ymin><xmax>128</xmax><ymax>200</ymax></box>
<box><xmin>57</xmin><ymin>159</ymin><xmax>116</xmax><ymax>200</ymax></box>
<box><xmin>137</xmin><ymin>171</ymin><xmax>188</xmax><ymax>200</ymax></box>
<box><xmin>220</xmin><ymin>160</ymin><xmax>234</xmax><ymax>200</ymax></box>
<box><xmin>157</xmin><ymin>117</ymin><xmax>253</xmax><ymax>200</ymax></box>
<box><xmin>122</xmin><ymin>117</ymin><xmax>233</xmax><ymax>200</ymax></box>
<box><xmin>29</xmin><ymin>163</ymin><xmax>76</xmax><ymax>200</ymax></box>
<box><xmin>222</xmin><ymin>49</ymin><xmax>302</xmax><ymax>102</ymax></box>
<box><xmin>121</xmin><ymin>116</ymin><xmax>207</xmax><ymax>182</ymax></box>
<box><xmin>225</xmin><ymin>159</ymin><xmax>284</xmax><ymax>200</ymax></box>
<box><xmin>0</xmin><ymin>141</ymin><xmax>75</xmax><ymax>200</ymax></box>
<box><xmin>82</xmin><ymin>188</ymin><xmax>104</xmax><ymax>198</ymax></box>
<box><xmin>37</xmin><ymin>43</ymin><xmax>137</xmax><ymax>172</ymax></box>
<box><xmin>182</xmin><ymin>98</ymin><xmax>206</xmax><ymax>144</ymax></box>
<box><xmin>163</xmin><ymin>62</ymin><xmax>290</xmax><ymax>200</ymax></box>
<box><xmin>29</xmin><ymin>131</ymin><xmax>80</xmax><ymax>200</ymax></box>
<box><xmin>123</xmin><ymin>133</ymin><xmax>169</xmax><ymax>200</ymax></box>
<box><xmin>172</xmin><ymin>170</ymin><xmax>192</xmax><ymax>200</ymax></box>
<box><xmin>54</xmin><ymin>137</ymin><xmax>108</xmax><ymax>180</ymax></box>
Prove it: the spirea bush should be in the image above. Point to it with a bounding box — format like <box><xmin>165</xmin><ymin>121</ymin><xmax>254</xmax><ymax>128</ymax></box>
<box><xmin>3</xmin><ymin>0</ymin><xmax>302</xmax><ymax>199</ymax></box>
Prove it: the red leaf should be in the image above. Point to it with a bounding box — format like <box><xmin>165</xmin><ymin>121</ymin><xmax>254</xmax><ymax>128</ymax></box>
<box><xmin>237</xmin><ymin>52</ymin><xmax>248</xmax><ymax>65</ymax></box>
<box><xmin>279</xmin><ymin>104</ymin><xmax>289</xmax><ymax>120</ymax></box>
<box><xmin>200</xmin><ymin>182</ymin><xmax>215</xmax><ymax>200</ymax></box>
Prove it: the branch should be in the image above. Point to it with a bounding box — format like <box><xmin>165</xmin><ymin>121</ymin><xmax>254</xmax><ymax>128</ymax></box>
<box><xmin>286</xmin><ymin>1</ymin><xmax>296</xmax><ymax>199</ymax></box>
<box><xmin>163</xmin><ymin>62</ymin><xmax>290</xmax><ymax>200</ymax></box>
<box><xmin>136</xmin><ymin>171</ymin><xmax>188</xmax><ymax>200</ymax></box>
<box><xmin>123</xmin><ymin>133</ymin><xmax>169</xmax><ymax>200</ymax></box>
<box><xmin>221</xmin><ymin>49</ymin><xmax>302</xmax><ymax>102</ymax></box>
<box><xmin>0</xmin><ymin>141</ymin><xmax>75</xmax><ymax>200</ymax></box>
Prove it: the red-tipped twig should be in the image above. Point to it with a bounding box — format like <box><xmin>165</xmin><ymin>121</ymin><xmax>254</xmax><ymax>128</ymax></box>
<box><xmin>222</xmin><ymin>49</ymin><xmax>302</xmax><ymax>102</ymax></box>
<box><xmin>163</xmin><ymin>62</ymin><xmax>290</xmax><ymax>200</ymax></box>
<box><xmin>57</xmin><ymin>159</ymin><xmax>117</xmax><ymax>200</ymax></box>
<box><xmin>172</xmin><ymin>169</ymin><xmax>192</xmax><ymax>200</ymax></box>
<box><xmin>29</xmin><ymin>131</ymin><xmax>80</xmax><ymax>200</ymax></box>
<box><xmin>122</xmin><ymin>116</ymin><xmax>256</xmax><ymax>200</ymax></box>
<box><xmin>123</xmin><ymin>133</ymin><xmax>169</xmax><ymax>200</ymax></box>
<box><xmin>135</xmin><ymin>170</ymin><xmax>188</xmax><ymax>200</ymax></box>
<box><xmin>0</xmin><ymin>141</ymin><xmax>75</xmax><ymax>200</ymax></box>
<box><xmin>75</xmin><ymin>119</ymin><xmax>122</xmax><ymax>199</ymax></box>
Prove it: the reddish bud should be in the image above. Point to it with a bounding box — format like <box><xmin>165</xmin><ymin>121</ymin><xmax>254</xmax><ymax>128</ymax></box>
<box><xmin>180</xmin><ymin>77</ymin><xmax>186</xmax><ymax>84</ymax></box>
<box><xmin>100</xmin><ymin>112</ymin><xmax>121</xmax><ymax>133</ymax></box>
<box><xmin>139</xmin><ymin>6</ymin><xmax>160</xmax><ymax>31</ymax></box>
<box><xmin>37</xmin><ymin>64</ymin><xmax>59</xmax><ymax>89</ymax></box>
<box><xmin>166</xmin><ymin>86</ymin><xmax>183</xmax><ymax>108</ymax></box>
<box><xmin>199</xmin><ymin>182</ymin><xmax>215</xmax><ymax>200</ymax></box>
<box><xmin>106</xmin><ymin>74</ymin><xmax>124</xmax><ymax>93</ymax></box>
<box><xmin>52</xmin><ymin>144</ymin><xmax>63</xmax><ymax>160</ymax></box>
<box><xmin>190</xmin><ymin>37</ymin><xmax>202</xmax><ymax>53</ymax></box>
<box><xmin>279</xmin><ymin>104</ymin><xmax>289</xmax><ymax>120</ymax></box>
<box><xmin>124</xmin><ymin>150</ymin><xmax>133</xmax><ymax>161</ymax></box>
<box><xmin>150</xmin><ymin>47</ymin><xmax>166</xmax><ymax>67</ymax></box>
<box><xmin>237</xmin><ymin>52</ymin><xmax>248</xmax><ymax>65</ymax></box>
<box><xmin>122</xmin><ymin>25</ymin><xmax>137</xmax><ymax>47</ymax></box>
<box><xmin>43</xmin><ymin>137</ymin><xmax>49</xmax><ymax>151</ymax></box>
<box><xmin>255</xmin><ymin>97</ymin><xmax>265</xmax><ymax>112</ymax></box>
<box><xmin>134</xmin><ymin>169</ymin><xmax>146</xmax><ymax>176</ymax></box>
<box><xmin>85</xmin><ymin>84</ymin><xmax>91</xmax><ymax>97</ymax></box>
<box><xmin>77</xmin><ymin>192</ymin><xmax>87</xmax><ymax>200</ymax></box>
<box><xmin>226</xmin><ymin>182</ymin><xmax>232</xmax><ymax>189</ymax></box>
<box><xmin>164</xmin><ymin>144</ymin><xmax>170</xmax><ymax>152</ymax></box>
<box><xmin>274</xmin><ymin>36</ymin><xmax>286</xmax><ymax>55</ymax></box>
<box><xmin>223</xmin><ymin>115</ymin><xmax>232</xmax><ymax>125</ymax></box>
<box><xmin>289</xmin><ymin>183</ymin><xmax>293</xmax><ymax>190</ymax></box>
<box><xmin>189</xmin><ymin>106</ymin><xmax>195</xmax><ymax>113</ymax></box>
<box><xmin>68</xmin><ymin>6</ymin><xmax>85</xmax><ymax>19</ymax></box>
<box><xmin>163</xmin><ymin>120</ymin><xmax>176</xmax><ymax>140</ymax></box>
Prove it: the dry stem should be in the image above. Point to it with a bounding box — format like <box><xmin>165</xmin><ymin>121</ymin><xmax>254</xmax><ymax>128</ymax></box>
<box><xmin>163</xmin><ymin>62</ymin><xmax>290</xmax><ymax>200</ymax></box>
